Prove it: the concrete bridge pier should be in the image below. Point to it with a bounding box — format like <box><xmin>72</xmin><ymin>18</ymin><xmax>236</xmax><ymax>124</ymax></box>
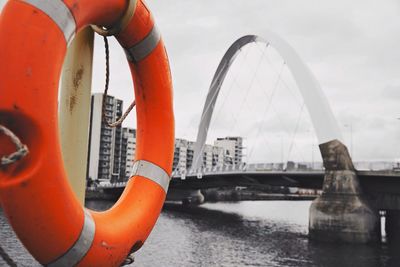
<box><xmin>309</xmin><ymin>140</ymin><xmax>380</xmax><ymax>243</ymax></box>
<box><xmin>385</xmin><ymin>210</ymin><xmax>400</xmax><ymax>244</ymax></box>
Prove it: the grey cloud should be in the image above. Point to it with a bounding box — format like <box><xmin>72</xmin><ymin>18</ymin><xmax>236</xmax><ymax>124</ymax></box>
<box><xmin>1</xmin><ymin>0</ymin><xmax>399</xmax><ymax>162</ymax></box>
<box><xmin>381</xmin><ymin>85</ymin><xmax>400</xmax><ymax>99</ymax></box>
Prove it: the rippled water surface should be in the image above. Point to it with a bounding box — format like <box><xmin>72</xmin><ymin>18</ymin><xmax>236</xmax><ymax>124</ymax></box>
<box><xmin>1</xmin><ymin>200</ymin><xmax>399</xmax><ymax>266</ymax></box>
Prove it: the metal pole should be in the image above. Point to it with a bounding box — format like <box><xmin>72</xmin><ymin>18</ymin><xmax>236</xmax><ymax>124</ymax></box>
<box><xmin>59</xmin><ymin>28</ymin><xmax>94</xmax><ymax>204</ymax></box>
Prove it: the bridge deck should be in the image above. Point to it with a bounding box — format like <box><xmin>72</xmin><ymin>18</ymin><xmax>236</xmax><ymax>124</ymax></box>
<box><xmin>99</xmin><ymin>170</ymin><xmax>400</xmax><ymax>195</ymax></box>
<box><xmin>171</xmin><ymin>170</ymin><xmax>400</xmax><ymax>194</ymax></box>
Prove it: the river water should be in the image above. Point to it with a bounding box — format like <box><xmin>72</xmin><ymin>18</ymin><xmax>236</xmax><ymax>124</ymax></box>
<box><xmin>1</xmin><ymin>200</ymin><xmax>399</xmax><ymax>266</ymax></box>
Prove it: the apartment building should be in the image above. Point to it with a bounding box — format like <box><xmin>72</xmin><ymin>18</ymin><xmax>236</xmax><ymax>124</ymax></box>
<box><xmin>214</xmin><ymin>137</ymin><xmax>244</xmax><ymax>166</ymax></box>
<box><xmin>87</xmin><ymin>93</ymin><xmax>123</xmax><ymax>183</ymax></box>
<box><xmin>173</xmin><ymin>138</ymin><xmax>188</xmax><ymax>173</ymax></box>
<box><xmin>120</xmin><ymin>128</ymin><xmax>136</xmax><ymax>181</ymax></box>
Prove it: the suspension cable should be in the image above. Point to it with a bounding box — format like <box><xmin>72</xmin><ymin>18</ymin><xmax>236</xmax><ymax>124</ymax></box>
<box><xmin>203</xmin><ymin>44</ymin><xmax>252</xmax><ymax>124</ymax></box>
<box><xmin>252</xmin><ymin>45</ymin><xmax>308</xmax><ymax>163</ymax></box>
<box><xmin>286</xmin><ymin>102</ymin><xmax>306</xmax><ymax>162</ymax></box>
<box><xmin>197</xmin><ymin>45</ymin><xmax>252</xmax><ymax>168</ymax></box>
<box><xmin>254</xmin><ymin>43</ymin><xmax>302</xmax><ymax>108</ymax></box>
<box><xmin>247</xmin><ymin>60</ymin><xmax>285</xmax><ymax>162</ymax></box>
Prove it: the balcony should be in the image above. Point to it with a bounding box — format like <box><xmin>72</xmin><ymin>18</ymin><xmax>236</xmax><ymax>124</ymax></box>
<box><xmin>100</xmin><ymin>142</ymin><xmax>111</xmax><ymax>149</ymax></box>
<box><xmin>100</xmin><ymin>150</ymin><xmax>110</xmax><ymax>155</ymax></box>
<box><xmin>101</xmin><ymin>162</ymin><xmax>109</xmax><ymax>167</ymax></box>
<box><xmin>102</xmin><ymin>129</ymin><xmax>112</xmax><ymax>136</ymax></box>
<box><xmin>99</xmin><ymin>169</ymin><xmax>109</xmax><ymax>175</ymax></box>
<box><xmin>101</xmin><ymin>136</ymin><xmax>111</xmax><ymax>142</ymax></box>
<box><xmin>100</xmin><ymin>156</ymin><xmax>109</xmax><ymax>161</ymax></box>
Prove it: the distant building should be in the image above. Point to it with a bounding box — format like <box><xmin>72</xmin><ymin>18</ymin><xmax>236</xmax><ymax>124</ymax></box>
<box><xmin>87</xmin><ymin>93</ymin><xmax>123</xmax><ymax>183</ymax></box>
<box><xmin>172</xmin><ymin>137</ymin><xmax>241</xmax><ymax>173</ymax></box>
<box><xmin>120</xmin><ymin>128</ymin><xmax>136</xmax><ymax>181</ymax></box>
<box><xmin>173</xmin><ymin>139</ymin><xmax>188</xmax><ymax>173</ymax></box>
<box><xmin>186</xmin><ymin>141</ymin><xmax>195</xmax><ymax>170</ymax></box>
<box><xmin>173</xmin><ymin>139</ymin><xmax>220</xmax><ymax>172</ymax></box>
<box><xmin>203</xmin><ymin>144</ymin><xmax>213</xmax><ymax>169</ymax></box>
<box><xmin>214</xmin><ymin>136</ymin><xmax>243</xmax><ymax>166</ymax></box>
<box><xmin>212</xmin><ymin>146</ymin><xmax>224</xmax><ymax>168</ymax></box>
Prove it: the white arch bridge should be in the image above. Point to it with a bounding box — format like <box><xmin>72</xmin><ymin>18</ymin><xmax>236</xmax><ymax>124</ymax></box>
<box><xmin>99</xmin><ymin>33</ymin><xmax>400</xmax><ymax>244</ymax></box>
<box><xmin>99</xmin><ymin>32</ymin><xmax>400</xmax><ymax>202</ymax></box>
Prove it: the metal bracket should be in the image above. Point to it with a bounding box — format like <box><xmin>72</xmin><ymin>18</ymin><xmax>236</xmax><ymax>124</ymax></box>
<box><xmin>91</xmin><ymin>0</ymin><xmax>137</xmax><ymax>36</ymax></box>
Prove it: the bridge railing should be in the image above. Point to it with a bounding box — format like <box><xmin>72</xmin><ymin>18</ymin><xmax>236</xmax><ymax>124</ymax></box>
<box><xmin>96</xmin><ymin>161</ymin><xmax>400</xmax><ymax>188</ymax></box>
<box><xmin>173</xmin><ymin>162</ymin><xmax>326</xmax><ymax>180</ymax></box>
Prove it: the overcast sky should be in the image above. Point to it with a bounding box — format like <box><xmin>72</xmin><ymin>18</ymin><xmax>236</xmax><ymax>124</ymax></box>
<box><xmin>1</xmin><ymin>0</ymin><xmax>400</xmax><ymax>163</ymax></box>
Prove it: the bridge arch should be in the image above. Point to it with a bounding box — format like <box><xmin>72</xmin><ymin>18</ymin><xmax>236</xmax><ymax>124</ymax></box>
<box><xmin>192</xmin><ymin>32</ymin><xmax>343</xmax><ymax>170</ymax></box>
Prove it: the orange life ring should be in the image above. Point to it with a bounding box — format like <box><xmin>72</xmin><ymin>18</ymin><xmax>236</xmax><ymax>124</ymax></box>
<box><xmin>0</xmin><ymin>0</ymin><xmax>174</xmax><ymax>266</ymax></box>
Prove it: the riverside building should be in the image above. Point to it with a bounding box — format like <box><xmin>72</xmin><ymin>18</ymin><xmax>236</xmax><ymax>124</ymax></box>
<box><xmin>172</xmin><ymin>137</ymin><xmax>242</xmax><ymax>173</ymax></box>
<box><xmin>87</xmin><ymin>93</ymin><xmax>136</xmax><ymax>184</ymax></box>
<box><xmin>214</xmin><ymin>137</ymin><xmax>244</xmax><ymax>166</ymax></box>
